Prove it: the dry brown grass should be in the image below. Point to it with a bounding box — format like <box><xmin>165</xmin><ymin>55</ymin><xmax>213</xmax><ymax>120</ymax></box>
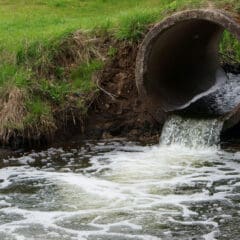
<box><xmin>31</xmin><ymin>31</ymin><xmax>107</xmax><ymax>80</ymax></box>
<box><xmin>0</xmin><ymin>85</ymin><xmax>56</xmax><ymax>145</ymax></box>
<box><xmin>0</xmin><ymin>86</ymin><xmax>27</xmax><ymax>143</ymax></box>
<box><xmin>0</xmin><ymin>31</ymin><xmax>106</xmax><ymax>147</ymax></box>
<box><xmin>55</xmin><ymin>31</ymin><xmax>105</xmax><ymax>66</ymax></box>
<box><xmin>24</xmin><ymin>112</ymin><xmax>57</xmax><ymax>143</ymax></box>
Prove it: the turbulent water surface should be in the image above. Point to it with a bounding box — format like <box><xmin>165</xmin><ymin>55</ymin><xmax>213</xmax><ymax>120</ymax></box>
<box><xmin>1</xmin><ymin>116</ymin><xmax>240</xmax><ymax>239</ymax></box>
<box><xmin>160</xmin><ymin>115</ymin><xmax>223</xmax><ymax>148</ymax></box>
<box><xmin>177</xmin><ymin>72</ymin><xmax>240</xmax><ymax>115</ymax></box>
<box><xmin>0</xmin><ymin>137</ymin><xmax>240</xmax><ymax>240</ymax></box>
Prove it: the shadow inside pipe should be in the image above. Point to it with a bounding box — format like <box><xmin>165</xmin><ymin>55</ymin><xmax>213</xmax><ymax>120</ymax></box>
<box><xmin>145</xmin><ymin>19</ymin><xmax>224</xmax><ymax>113</ymax></box>
<box><xmin>148</xmin><ymin>25</ymin><xmax>240</xmax><ymax>131</ymax></box>
<box><xmin>143</xmin><ymin>16</ymin><xmax>240</xmax><ymax>121</ymax></box>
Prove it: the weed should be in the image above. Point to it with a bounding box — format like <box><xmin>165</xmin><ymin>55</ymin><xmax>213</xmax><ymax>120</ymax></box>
<box><xmin>115</xmin><ymin>10</ymin><xmax>158</xmax><ymax>42</ymax></box>
<box><xmin>71</xmin><ymin>59</ymin><xmax>103</xmax><ymax>93</ymax></box>
<box><xmin>107</xmin><ymin>46</ymin><xmax>118</xmax><ymax>58</ymax></box>
<box><xmin>0</xmin><ymin>64</ymin><xmax>31</xmax><ymax>88</ymax></box>
<box><xmin>38</xmin><ymin>79</ymin><xmax>70</xmax><ymax>103</ymax></box>
<box><xmin>25</xmin><ymin>97</ymin><xmax>52</xmax><ymax>125</ymax></box>
<box><xmin>219</xmin><ymin>31</ymin><xmax>240</xmax><ymax>64</ymax></box>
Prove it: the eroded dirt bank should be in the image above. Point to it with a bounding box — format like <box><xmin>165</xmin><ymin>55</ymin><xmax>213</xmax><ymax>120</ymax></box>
<box><xmin>0</xmin><ymin>32</ymin><xmax>164</xmax><ymax>150</ymax></box>
<box><xmin>4</xmin><ymin>34</ymin><xmax>240</xmax><ymax>150</ymax></box>
<box><xmin>51</xmin><ymin>39</ymin><xmax>163</xmax><ymax>147</ymax></box>
<box><xmin>85</xmin><ymin>41</ymin><xmax>162</xmax><ymax>143</ymax></box>
<box><xmin>2</xmin><ymin>8</ymin><xmax>240</xmax><ymax>150</ymax></box>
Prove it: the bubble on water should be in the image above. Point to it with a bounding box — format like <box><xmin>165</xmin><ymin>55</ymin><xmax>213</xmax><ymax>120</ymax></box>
<box><xmin>0</xmin><ymin>141</ymin><xmax>240</xmax><ymax>239</ymax></box>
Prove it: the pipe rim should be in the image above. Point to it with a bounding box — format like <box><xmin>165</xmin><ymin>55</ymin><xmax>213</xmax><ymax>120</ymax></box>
<box><xmin>135</xmin><ymin>9</ymin><xmax>240</xmax><ymax>100</ymax></box>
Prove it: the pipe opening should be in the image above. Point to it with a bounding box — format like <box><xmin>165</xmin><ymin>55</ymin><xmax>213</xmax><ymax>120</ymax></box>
<box><xmin>146</xmin><ymin>19</ymin><xmax>224</xmax><ymax>112</ymax></box>
<box><xmin>136</xmin><ymin>9</ymin><xmax>240</xmax><ymax>125</ymax></box>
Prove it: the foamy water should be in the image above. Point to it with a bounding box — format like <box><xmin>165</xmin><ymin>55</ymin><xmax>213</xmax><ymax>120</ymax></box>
<box><xmin>0</xmin><ymin>140</ymin><xmax>240</xmax><ymax>239</ymax></box>
<box><xmin>160</xmin><ymin>115</ymin><xmax>223</xmax><ymax>148</ymax></box>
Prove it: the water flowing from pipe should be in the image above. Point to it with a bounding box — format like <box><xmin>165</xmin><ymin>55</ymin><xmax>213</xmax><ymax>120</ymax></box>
<box><xmin>160</xmin><ymin>115</ymin><xmax>223</xmax><ymax>148</ymax></box>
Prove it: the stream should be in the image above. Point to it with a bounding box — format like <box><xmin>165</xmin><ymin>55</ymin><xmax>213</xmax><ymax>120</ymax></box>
<box><xmin>0</xmin><ymin>129</ymin><xmax>240</xmax><ymax>239</ymax></box>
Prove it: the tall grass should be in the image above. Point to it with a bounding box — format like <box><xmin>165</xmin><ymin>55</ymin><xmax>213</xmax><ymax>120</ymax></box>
<box><xmin>71</xmin><ymin>60</ymin><xmax>103</xmax><ymax>93</ymax></box>
<box><xmin>0</xmin><ymin>64</ymin><xmax>30</xmax><ymax>88</ymax></box>
<box><xmin>115</xmin><ymin>10</ymin><xmax>158</xmax><ymax>41</ymax></box>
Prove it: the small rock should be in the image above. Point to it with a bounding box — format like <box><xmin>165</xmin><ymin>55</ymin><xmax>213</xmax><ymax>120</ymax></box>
<box><xmin>102</xmin><ymin>132</ymin><xmax>113</xmax><ymax>139</ymax></box>
<box><xmin>129</xmin><ymin>129</ymin><xmax>139</xmax><ymax>137</ymax></box>
<box><xmin>105</xmin><ymin>104</ymin><xmax>110</xmax><ymax>109</ymax></box>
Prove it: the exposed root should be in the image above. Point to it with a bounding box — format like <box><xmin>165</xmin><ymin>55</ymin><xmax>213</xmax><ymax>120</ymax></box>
<box><xmin>94</xmin><ymin>73</ymin><xmax>117</xmax><ymax>100</ymax></box>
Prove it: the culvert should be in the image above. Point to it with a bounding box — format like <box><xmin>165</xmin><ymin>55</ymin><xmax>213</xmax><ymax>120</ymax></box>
<box><xmin>135</xmin><ymin>9</ymin><xmax>240</xmax><ymax>131</ymax></box>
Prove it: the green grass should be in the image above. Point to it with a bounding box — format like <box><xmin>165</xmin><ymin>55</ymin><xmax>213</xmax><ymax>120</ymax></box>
<box><xmin>25</xmin><ymin>97</ymin><xmax>52</xmax><ymax>125</ymax></box>
<box><xmin>0</xmin><ymin>0</ymin><xmax>203</xmax><ymax>52</ymax></box>
<box><xmin>0</xmin><ymin>64</ymin><xmax>30</xmax><ymax>87</ymax></box>
<box><xmin>115</xmin><ymin>10</ymin><xmax>158</xmax><ymax>41</ymax></box>
<box><xmin>220</xmin><ymin>31</ymin><xmax>240</xmax><ymax>63</ymax></box>
<box><xmin>71</xmin><ymin>59</ymin><xmax>103</xmax><ymax>93</ymax></box>
<box><xmin>0</xmin><ymin>0</ymin><xmax>238</xmax><ymax>53</ymax></box>
<box><xmin>38</xmin><ymin>79</ymin><xmax>70</xmax><ymax>103</ymax></box>
<box><xmin>0</xmin><ymin>0</ymin><xmax>240</xmax><ymax>143</ymax></box>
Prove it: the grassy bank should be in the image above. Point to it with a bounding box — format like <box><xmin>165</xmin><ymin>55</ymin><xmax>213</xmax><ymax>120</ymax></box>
<box><xmin>0</xmin><ymin>0</ymin><xmax>240</xmax><ymax>147</ymax></box>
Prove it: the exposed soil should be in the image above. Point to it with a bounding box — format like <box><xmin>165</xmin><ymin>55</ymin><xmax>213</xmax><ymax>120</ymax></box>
<box><xmin>85</xmin><ymin>40</ymin><xmax>162</xmax><ymax>143</ymax></box>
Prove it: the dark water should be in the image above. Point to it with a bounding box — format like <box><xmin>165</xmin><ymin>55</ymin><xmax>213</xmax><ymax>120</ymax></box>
<box><xmin>177</xmin><ymin>72</ymin><xmax>240</xmax><ymax>116</ymax></box>
<box><xmin>206</xmin><ymin>73</ymin><xmax>240</xmax><ymax>114</ymax></box>
<box><xmin>0</xmin><ymin>137</ymin><xmax>240</xmax><ymax>239</ymax></box>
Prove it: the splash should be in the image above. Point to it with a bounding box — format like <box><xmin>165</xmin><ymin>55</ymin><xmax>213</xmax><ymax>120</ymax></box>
<box><xmin>160</xmin><ymin>115</ymin><xmax>223</xmax><ymax>148</ymax></box>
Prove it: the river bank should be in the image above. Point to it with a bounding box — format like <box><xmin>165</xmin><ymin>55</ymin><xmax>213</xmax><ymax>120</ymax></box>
<box><xmin>0</xmin><ymin>0</ymin><xmax>240</xmax><ymax>149</ymax></box>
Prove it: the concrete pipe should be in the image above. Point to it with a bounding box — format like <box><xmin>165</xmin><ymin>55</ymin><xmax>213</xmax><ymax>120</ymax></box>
<box><xmin>135</xmin><ymin>9</ymin><xmax>240</xmax><ymax>128</ymax></box>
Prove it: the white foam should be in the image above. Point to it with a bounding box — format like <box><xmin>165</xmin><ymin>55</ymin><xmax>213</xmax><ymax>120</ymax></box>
<box><xmin>0</xmin><ymin>142</ymin><xmax>240</xmax><ymax>239</ymax></box>
<box><xmin>160</xmin><ymin>115</ymin><xmax>223</xmax><ymax>148</ymax></box>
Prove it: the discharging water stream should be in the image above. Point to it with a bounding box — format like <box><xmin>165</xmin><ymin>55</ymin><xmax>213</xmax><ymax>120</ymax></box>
<box><xmin>1</xmin><ymin>116</ymin><xmax>240</xmax><ymax>239</ymax></box>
